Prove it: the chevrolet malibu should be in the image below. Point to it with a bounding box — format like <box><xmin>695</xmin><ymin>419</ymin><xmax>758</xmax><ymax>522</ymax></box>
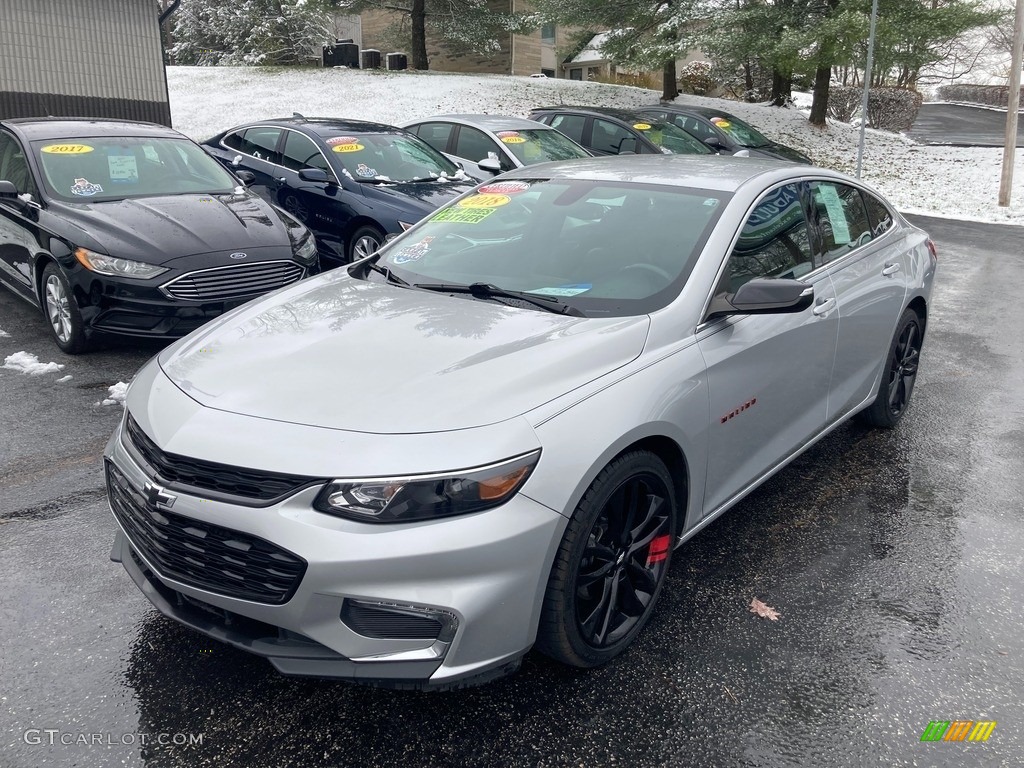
<box><xmin>106</xmin><ymin>156</ymin><xmax>936</xmax><ymax>689</ymax></box>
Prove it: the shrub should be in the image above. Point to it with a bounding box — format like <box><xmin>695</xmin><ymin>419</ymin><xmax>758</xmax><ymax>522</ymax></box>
<box><xmin>827</xmin><ymin>85</ymin><xmax>861</xmax><ymax>122</ymax></box>
<box><xmin>678</xmin><ymin>60</ymin><xmax>717</xmax><ymax>96</ymax></box>
<box><xmin>936</xmin><ymin>84</ymin><xmax>1022</xmax><ymax>108</ymax></box>
<box><xmin>867</xmin><ymin>87</ymin><xmax>923</xmax><ymax>132</ymax></box>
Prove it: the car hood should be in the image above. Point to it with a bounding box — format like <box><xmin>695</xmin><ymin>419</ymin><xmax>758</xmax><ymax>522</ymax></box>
<box><xmin>357</xmin><ymin>179</ymin><xmax>476</xmax><ymax>216</ymax></box>
<box><xmin>749</xmin><ymin>143</ymin><xmax>811</xmax><ymax>164</ymax></box>
<box><xmin>48</xmin><ymin>191</ymin><xmax>292</xmax><ymax>264</ymax></box>
<box><xmin>158</xmin><ymin>271</ymin><xmax>650</xmax><ymax>433</ymax></box>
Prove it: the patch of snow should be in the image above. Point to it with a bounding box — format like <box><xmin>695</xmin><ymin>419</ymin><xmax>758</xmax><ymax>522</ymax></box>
<box><xmin>166</xmin><ymin>66</ymin><xmax>1024</xmax><ymax>226</ymax></box>
<box><xmin>56</xmin><ymin>374</ymin><xmax>73</xmax><ymax>383</ymax></box>
<box><xmin>97</xmin><ymin>381</ymin><xmax>129</xmax><ymax>407</ymax></box>
<box><xmin>0</xmin><ymin>327</ymin><xmax>10</xmax><ymax>338</ymax></box>
<box><xmin>3</xmin><ymin>351</ymin><xmax>64</xmax><ymax>375</ymax></box>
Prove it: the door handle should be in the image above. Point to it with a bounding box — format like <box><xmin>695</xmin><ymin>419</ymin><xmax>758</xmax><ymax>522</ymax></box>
<box><xmin>276</xmin><ymin>176</ymin><xmax>287</xmax><ymax>184</ymax></box>
<box><xmin>881</xmin><ymin>262</ymin><xmax>901</xmax><ymax>276</ymax></box>
<box><xmin>812</xmin><ymin>297</ymin><xmax>836</xmax><ymax>317</ymax></box>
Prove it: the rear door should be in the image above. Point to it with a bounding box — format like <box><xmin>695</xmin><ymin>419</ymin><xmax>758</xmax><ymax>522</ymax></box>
<box><xmin>698</xmin><ymin>181</ymin><xmax>840</xmax><ymax>515</ymax></box>
<box><xmin>810</xmin><ymin>180</ymin><xmax>909</xmax><ymax>421</ymax></box>
<box><xmin>219</xmin><ymin>126</ymin><xmax>284</xmax><ymax>201</ymax></box>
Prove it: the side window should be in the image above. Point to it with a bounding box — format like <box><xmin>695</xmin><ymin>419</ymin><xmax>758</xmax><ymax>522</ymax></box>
<box><xmin>549</xmin><ymin>114</ymin><xmax>586</xmax><ymax>144</ymax></box>
<box><xmin>453</xmin><ymin>126</ymin><xmax>499</xmax><ymax>163</ymax></box>
<box><xmin>0</xmin><ymin>131</ymin><xmax>38</xmax><ymax>197</ymax></box>
<box><xmin>591</xmin><ymin>119</ymin><xmax>635</xmax><ymax>155</ymax></box>
<box><xmin>715</xmin><ymin>183</ymin><xmax>813</xmax><ymax>298</ymax></box>
<box><xmin>680</xmin><ymin>116</ymin><xmax>714</xmax><ymax>141</ymax></box>
<box><xmin>281</xmin><ymin>131</ymin><xmax>330</xmax><ymax>173</ymax></box>
<box><xmin>221</xmin><ymin>131</ymin><xmax>246</xmax><ymax>153</ymax></box>
<box><xmin>861</xmin><ymin>190</ymin><xmax>894</xmax><ymax>238</ymax></box>
<box><xmin>233</xmin><ymin>127</ymin><xmax>282</xmax><ymax>164</ymax></box>
<box><xmin>810</xmin><ymin>181</ymin><xmax>873</xmax><ymax>264</ymax></box>
<box><xmin>415</xmin><ymin>122</ymin><xmax>454</xmax><ymax>154</ymax></box>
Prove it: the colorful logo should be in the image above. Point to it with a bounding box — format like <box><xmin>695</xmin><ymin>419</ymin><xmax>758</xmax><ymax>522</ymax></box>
<box><xmin>920</xmin><ymin>721</ymin><xmax>996</xmax><ymax>742</ymax></box>
<box><xmin>477</xmin><ymin>181</ymin><xmax>529</xmax><ymax>196</ymax></box>
<box><xmin>70</xmin><ymin>178</ymin><xmax>103</xmax><ymax>197</ymax></box>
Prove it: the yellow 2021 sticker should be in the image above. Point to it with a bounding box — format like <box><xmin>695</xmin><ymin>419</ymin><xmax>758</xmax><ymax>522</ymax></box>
<box><xmin>458</xmin><ymin>193</ymin><xmax>511</xmax><ymax>209</ymax></box>
<box><xmin>632</xmin><ymin>123</ymin><xmax>652</xmax><ymax>131</ymax></box>
<box><xmin>331</xmin><ymin>143</ymin><xmax>364</xmax><ymax>153</ymax></box>
<box><xmin>42</xmin><ymin>143</ymin><xmax>94</xmax><ymax>154</ymax></box>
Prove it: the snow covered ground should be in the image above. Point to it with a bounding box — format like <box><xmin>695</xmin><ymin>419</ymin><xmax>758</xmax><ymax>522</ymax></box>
<box><xmin>166</xmin><ymin>66</ymin><xmax>1024</xmax><ymax>226</ymax></box>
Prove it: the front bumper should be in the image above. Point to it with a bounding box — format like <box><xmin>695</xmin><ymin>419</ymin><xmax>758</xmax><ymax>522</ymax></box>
<box><xmin>105</xmin><ymin>422</ymin><xmax>565</xmax><ymax>688</ymax></box>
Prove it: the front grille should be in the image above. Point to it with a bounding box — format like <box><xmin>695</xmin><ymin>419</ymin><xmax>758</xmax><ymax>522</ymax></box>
<box><xmin>161</xmin><ymin>260</ymin><xmax>304</xmax><ymax>301</ymax></box>
<box><xmin>341</xmin><ymin>602</ymin><xmax>444</xmax><ymax>640</ymax></box>
<box><xmin>124</xmin><ymin>415</ymin><xmax>321</xmax><ymax>503</ymax></box>
<box><xmin>108</xmin><ymin>461</ymin><xmax>306</xmax><ymax>604</ymax></box>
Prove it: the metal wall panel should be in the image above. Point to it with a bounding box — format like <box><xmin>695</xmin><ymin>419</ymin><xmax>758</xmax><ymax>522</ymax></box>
<box><xmin>0</xmin><ymin>0</ymin><xmax>171</xmax><ymax>125</ymax></box>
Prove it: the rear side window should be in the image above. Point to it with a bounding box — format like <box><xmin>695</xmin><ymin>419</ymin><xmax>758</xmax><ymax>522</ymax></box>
<box><xmin>716</xmin><ymin>182</ymin><xmax>813</xmax><ymax>297</ymax></box>
<box><xmin>414</xmin><ymin>122</ymin><xmax>454</xmax><ymax>154</ymax></box>
<box><xmin>548</xmin><ymin>114</ymin><xmax>586</xmax><ymax>144</ymax></box>
<box><xmin>223</xmin><ymin>127</ymin><xmax>282</xmax><ymax>164</ymax></box>
<box><xmin>861</xmin><ymin>191</ymin><xmax>895</xmax><ymax>237</ymax></box>
<box><xmin>810</xmin><ymin>181</ymin><xmax>873</xmax><ymax>264</ymax></box>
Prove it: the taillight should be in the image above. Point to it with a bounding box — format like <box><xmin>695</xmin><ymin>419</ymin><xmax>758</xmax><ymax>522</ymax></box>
<box><xmin>926</xmin><ymin>238</ymin><xmax>938</xmax><ymax>260</ymax></box>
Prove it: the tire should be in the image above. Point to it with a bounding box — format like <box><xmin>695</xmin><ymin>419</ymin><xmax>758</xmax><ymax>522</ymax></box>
<box><xmin>856</xmin><ymin>307</ymin><xmax>923</xmax><ymax>428</ymax></box>
<box><xmin>41</xmin><ymin>263</ymin><xmax>89</xmax><ymax>354</ymax></box>
<box><xmin>346</xmin><ymin>225</ymin><xmax>385</xmax><ymax>263</ymax></box>
<box><xmin>536</xmin><ymin>451</ymin><xmax>679</xmax><ymax>667</ymax></box>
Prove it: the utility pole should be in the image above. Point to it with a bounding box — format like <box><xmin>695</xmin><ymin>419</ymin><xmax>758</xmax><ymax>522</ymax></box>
<box><xmin>856</xmin><ymin>0</ymin><xmax>879</xmax><ymax>179</ymax></box>
<box><xmin>999</xmin><ymin>0</ymin><xmax>1024</xmax><ymax>206</ymax></box>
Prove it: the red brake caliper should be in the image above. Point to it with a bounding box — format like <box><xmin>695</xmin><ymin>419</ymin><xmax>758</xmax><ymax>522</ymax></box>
<box><xmin>646</xmin><ymin>534</ymin><xmax>671</xmax><ymax>567</ymax></box>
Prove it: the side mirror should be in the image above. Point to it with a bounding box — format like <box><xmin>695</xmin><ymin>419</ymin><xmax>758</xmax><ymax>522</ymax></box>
<box><xmin>618</xmin><ymin>138</ymin><xmax>638</xmax><ymax>155</ymax></box>
<box><xmin>708</xmin><ymin>278</ymin><xmax>813</xmax><ymax>320</ymax></box>
<box><xmin>235</xmin><ymin>170</ymin><xmax>257</xmax><ymax>186</ymax></box>
<box><xmin>0</xmin><ymin>180</ymin><xmax>18</xmax><ymax>199</ymax></box>
<box><xmin>298</xmin><ymin>168</ymin><xmax>332</xmax><ymax>184</ymax></box>
<box><xmin>704</xmin><ymin>136</ymin><xmax>725</xmax><ymax>150</ymax></box>
<box><xmin>384</xmin><ymin>232</ymin><xmax>399</xmax><ymax>243</ymax></box>
<box><xmin>477</xmin><ymin>156</ymin><xmax>502</xmax><ymax>175</ymax></box>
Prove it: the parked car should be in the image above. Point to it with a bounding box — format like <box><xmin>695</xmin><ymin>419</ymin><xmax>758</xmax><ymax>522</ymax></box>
<box><xmin>529</xmin><ymin>106</ymin><xmax>714</xmax><ymax>156</ymax></box>
<box><xmin>0</xmin><ymin>118</ymin><xmax>318</xmax><ymax>353</ymax></box>
<box><xmin>403</xmin><ymin>114</ymin><xmax>592</xmax><ymax>180</ymax></box>
<box><xmin>201</xmin><ymin>117</ymin><xmax>476</xmax><ymax>267</ymax></box>
<box><xmin>637</xmin><ymin>105</ymin><xmax>812</xmax><ymax>163</ymax></box>
<box><xmin>107</xmin><ymin>155</ymin><xmax>935</xmax><ymax>689</ymax></box>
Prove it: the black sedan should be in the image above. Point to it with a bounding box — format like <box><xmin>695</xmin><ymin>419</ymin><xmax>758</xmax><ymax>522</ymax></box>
<box><xmin>528</xmin><ymin>106</ymin><xmax>714</xmax><ymax>157</ymax></box>
<box><xmin>202</xmin><ymin>117</ymin><xmax>477</xmax><ymax>267</ymax></box>
<box><xmin>0</xmin><ymin>118</ymin><xmax>318</xmax><ymax>353</ymax></box>
<box><xmin>636</xmin><ymin>105</ymin><xmax>812</xmax><ymax>163</ymax></box>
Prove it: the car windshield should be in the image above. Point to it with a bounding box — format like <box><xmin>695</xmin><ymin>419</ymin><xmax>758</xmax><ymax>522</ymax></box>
<box><xmin>33</xmin><ymin>136</ymin><xmax>237</xmax><ymax>202</ymax></box>
<box><xmin>325</xmin><ymin>132</ymin><xmax>461</xmax><ymax>182</ymax></box>
<box><xmin>632</xmin><ymin>120</ymin><xmax>713</xmax><ymax>155</ymax></box>
<box><xmin>493</xmin><ymin>129</ymin><xmax>591</xmax><ymax>164</ymax></box>
<box><xmin>706</xmin><ymin>114</ymin><xmax>770</xmax><ymax>148</ymax></box>
<box><xmin>373</xmin><ymin>178</ymin><xmax>730</xmax><ymax>316</ymax></box>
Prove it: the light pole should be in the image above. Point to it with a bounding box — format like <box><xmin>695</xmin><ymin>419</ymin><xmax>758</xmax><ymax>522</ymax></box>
<box><xmin>998</xmin><ymin>0</ymin><xmax>1024</xmax><ymax>206</ymax></box>
<box><xmin>856</xmin><ymin>0</ymin><xmax>879</xmax><ymax>179</ymax></box>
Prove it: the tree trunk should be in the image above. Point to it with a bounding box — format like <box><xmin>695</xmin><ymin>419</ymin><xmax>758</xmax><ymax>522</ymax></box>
<box><xmin>662</xmin><ymin>58</ymin><xmax>679</xmax><ymax>101</ymax></box>
<box><xmin>809</xmin><ymin>63</ymin><xmax>831</xmax><ymax>126</ymax></box>
<box><xmin>770</xmin><ymin>68</ymin><xmax>791</xmax><ymax>106</ymax></box>
<box><xmin>743</xmin><ymin>60</ymin><xmax>753</xmax><ymax>100</ymax></box>
<box><xmin>410</xmin><ymin>0</ymin><xmax>428</xmax><ymax>70</ymax></box>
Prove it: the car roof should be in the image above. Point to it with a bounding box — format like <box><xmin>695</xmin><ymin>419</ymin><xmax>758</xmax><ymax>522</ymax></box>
<box><xmin>1</xmin><ymin>117</ymin><xmax>184</xmax><ymax>141</ymax></box>
<box><xmin>645</xmin><ymin>104</ymin><xmax>739</xmax><ymax>120</ymax></box>
<box><xmin>237</xmin><ymin>117</ymin><xmax>405</xmax><ymax>137</ymax></box>
<box><xmin>530</xmin><ymin>106</ymin><xmax>663</xmax><ymax>123</ymax></box>
<box><xmin>499</xmin><ymin>154</ymin><xmax>828</xmax><ymax>193</ymax></box>
<box><xmin>406</xmin><ymin>114</ymin><xmax>553</xmax><ymax>132</ymax></box>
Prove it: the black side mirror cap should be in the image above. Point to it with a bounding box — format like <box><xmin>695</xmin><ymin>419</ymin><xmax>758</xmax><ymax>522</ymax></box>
<box><xmin>235</xmin><ymin>170</ymin><xmax>257</xmax><ymax>186</ymax></box>
<box><xmin>707</xmin><ymin>278</ymin><xmax>814</xmax><ymax>320</ymax></box>
<box><xmin>298</xmin><ymin>168</ymin><xmax>332</xmax><ymax>184</ymax></box>
<box><xmin>0</xmin><ymin>180</ymin><xmax>18</xmax><ymax>198</ymax></box>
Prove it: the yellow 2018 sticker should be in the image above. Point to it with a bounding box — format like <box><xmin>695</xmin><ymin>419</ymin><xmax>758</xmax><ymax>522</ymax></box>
<box><xmin>332</xmin><ymin>143</ymin><xmax>364</xmax><ymax>153</ymax></box>
<box><xmin>632</xmin><ymin>123</ymin><xmax>652</xmax><ymax>131</ymax></box>
<box><xmin>501</xmin><ymin>136</ymin><xmax>526</xmax><ymax>144</ymax></box>
<box><xmin>711</xmin><ymin>118</ymin><xmax>731</xmax><ymax>128</ymax></box>
<box><xmin>458</xmin><ymin>193</ymin><xmax>511</xmax><ymax>209</ymax></box>
<box><xmin>42</xmin><ymin>143</ymin><xmax>94</xmax><ymax>154</ymax></box>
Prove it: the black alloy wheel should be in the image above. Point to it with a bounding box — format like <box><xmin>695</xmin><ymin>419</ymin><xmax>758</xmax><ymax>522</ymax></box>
<box><xmin>857</xmin><ymin>307</ymin><xmax>924</xmax><ymax>428</ymax></box>
<box><xmin>537</xmin><ymin>451</ymin><xmax>678</xmax><ymax>667</ymax></box>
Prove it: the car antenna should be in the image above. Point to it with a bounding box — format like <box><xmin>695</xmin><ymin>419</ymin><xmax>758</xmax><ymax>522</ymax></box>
<box><xmin>292</xmin><ymin>112</ymin><xmax>305</xmax><ymax>119</ymax></box>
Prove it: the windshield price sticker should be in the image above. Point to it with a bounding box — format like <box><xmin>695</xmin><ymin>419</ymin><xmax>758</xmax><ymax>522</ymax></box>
<box><xmin>108</xmin><ymin>154</ymin><xmax>138</xmax><ymax>183</ymax></box>
<box><xmin>42</xmin><ymin>143</ymin><xmax>94</xmax><ymax>154</ymax></box>
<box><xmin>632</xmin><ymin>123</ymin><xmax>652</xmax><ymax>131</ymax></box>
<box><xmin>432</xmin><ymin>207</ymin><xmax>495</xmax><ymax>224</ymax></box>
<box><xmin>477</xmin><ymin>181</ymin><xmax>529</xmax><ymax>196</ymax></box>
<box><xmin>531</xmin><ymin>284</ymin><xmax>592</xmax><ymax>297</ymax></box>
<box><xmin>458</xmin><ymin>193</ymin><xmax>511</xmax><ymax>209</ymax></box>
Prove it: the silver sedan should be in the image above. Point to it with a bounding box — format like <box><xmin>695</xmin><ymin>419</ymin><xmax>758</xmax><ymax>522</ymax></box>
<box><xmin>105</xmin><ymin>155</ymin><xmax>936</xmax><ymax>689</ymax></box>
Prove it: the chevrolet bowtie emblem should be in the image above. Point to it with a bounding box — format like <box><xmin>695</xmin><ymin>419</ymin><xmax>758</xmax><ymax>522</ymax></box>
<box><xmin>143</xmin><ymin>481</ymin><xmax>177</xmax><ymax>510</ymax></box>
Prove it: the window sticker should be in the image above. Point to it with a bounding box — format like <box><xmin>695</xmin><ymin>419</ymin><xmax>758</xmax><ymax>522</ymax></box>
<box><xmin>41</xmin><ymin>143</ymin><xmax>94</xmax><ymax>154</ymax></box>
<box><xmin>391</xmin><ymin>236</ymin><xmax>434</xmax><ymax>264</ymax></box>
<box><xmin>711</xmin><ymin>117</ymin><xmax>732</xmax><ymax>128</ymax></box>
<box><xmin>478</xmin><ymin>180</ymin><xmax>529</xmax><ymax>196</ymax></box>
<box><xmin>497</xmin><ymin>131</ymin><xmax>526</xmax><ymax>144</ymax></box>
<box><xmin>817</xmin><ymin>184</ymin><xmax>852</xmax><ymax>244</ymax></box>
<box><xmin>530</xmin><ymin>284</ymin><xmax>592</xmax><ymax>297</ymax></box>
<box><xmin>70</xmin><ymin>178</ymin><xmax>103</xmax><ymax>196</ymax></box>
<box><xmin>331</xmin><ymin>143</ymin><xmax>364</xmax><ymax>153</ymax></box>
<box><xmin>142</xmin><ymin>145</ymin><xmax>161</xmax><ymax>163</ymax></box>
<box><xmin>326</xmin><ymin>136</ymin><xmax>359</xmax><ymax>146</ymax></box>
<box><xmin>107</xmin><ymin>153</ymin><xmax>139</xmax><ymax>183</ymax></box>
<box><xmin>457</xmin><ymin>193</ymin><xmax>511</xmax><ymax>209</ymax></box>
<box><xmin>431</xmin><ymin>207</ymin><xmax>495</xmax><ymax>224</ymax></box>
<box><xmin>632</xmin><ymin>123</ymin><xmax>652</xmax><ymax>131</ymax></box>
<box><xmin>355</xmin><ymin>163</ymin><xmax>378</xmax><ymax>178</ymax></box>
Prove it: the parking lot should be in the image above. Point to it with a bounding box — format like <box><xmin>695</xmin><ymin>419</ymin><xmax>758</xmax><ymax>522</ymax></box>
<box><xmin>1</xmin><ymin>214</ymin><xmax>1022</xmax><ymax>768</ymax></box>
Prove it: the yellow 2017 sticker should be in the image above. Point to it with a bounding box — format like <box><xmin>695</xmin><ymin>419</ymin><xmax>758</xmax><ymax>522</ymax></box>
<box><xmin>332</xmin><ymin>143</ymin><xmax>364</xmax><ymax>153</ymax></box>
<box><xmin>42</xmin><ymin>143</ymin><xmax>94</xmax><ymax>154</ymax></box>
<box><xmin>458</xmin><ymin>193</ymin><xmax>511</xmax><ymax>209</ymax></box>
<box><xmin>632</xmin><ymin>123</ymin><xmax>652</xmax><ymax>131</ymax></box>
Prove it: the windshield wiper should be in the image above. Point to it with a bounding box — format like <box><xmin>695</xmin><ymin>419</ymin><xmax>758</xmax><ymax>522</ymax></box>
<box><xmin>413</xmin><ymin>282</ymin><xmax>585</xmax><ymax>316</ymax></box>
<box><xmin>354</xmin><ymin>177</ymin><xmax>396</xmax><ymax>184</ymax></box>
<box><xmin>365</xmin><ymin>260</ymin><xmax>410</xmax><ymax>287</ymax></box>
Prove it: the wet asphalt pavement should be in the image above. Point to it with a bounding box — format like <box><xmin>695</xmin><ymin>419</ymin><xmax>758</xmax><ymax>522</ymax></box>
<box><xmin>909</xmin><ymin>103</ymin><xmax>1024</xmax><ymax>147</ymax></box>
<box><xmin>1</xmin><ymin>215</ymin><xmax>1022</xmax><ymax>768</ymax></box>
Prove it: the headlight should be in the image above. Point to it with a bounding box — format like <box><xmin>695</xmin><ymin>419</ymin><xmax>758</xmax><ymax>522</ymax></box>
<box><xmin>74</xmin><ymin>248</ymin><xmax>167</xmax><ymax>279</ymax></box>
<box><xmin>313</xmin><ymin>450</ymin><xmax>540</xmax><ymax>523</ymax></box>
<box><xmin>293</xmin><ymin>235</ymin><xmax>318</xmax><ymax>265</ymax></box>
